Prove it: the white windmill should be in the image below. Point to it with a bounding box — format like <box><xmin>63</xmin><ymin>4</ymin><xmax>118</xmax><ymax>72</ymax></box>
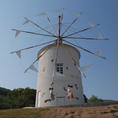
<box><xmin>11</xmin><ymin>10</ymin><xmax>108</xmax><ymax>107</ymax></box>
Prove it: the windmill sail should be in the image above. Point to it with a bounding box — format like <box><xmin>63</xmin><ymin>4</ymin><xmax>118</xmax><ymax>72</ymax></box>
<box><xmin>95</xmin><ymin>49</ymin><xmax>102</xmax><ymax>56</ymax></box>
<box><xmin>76</xmin><ymin>64</ymin><xmax>90</xmax><ymax>78</ymax></box>
<box><xmin>16</xmin><ymin>50</ymin><xmax>21</xmax><ymax>59</ymax></box>
<box><xmin>75</xmin><ymin>12</ymin><xmax>82</xmax><ymax>17</ymax></box>
<box><xmin>63</xmin><ymin>39</ymin><xmax>106</xmax><ymax>59</ymax></box>
<box><xmin>56</xmin><ymin>8</ymin><xmax>64</xmax><ymax>13</ymax></box>
<box><xmin>24</xmin><ymin>47</ymin><xmax>49</xmax><ymax>73</ymax></box>
<box><xmin>23</xmin><ymin>17</ymin><xmax>30</xmax><ymax>25</ymax></box>
<box><xmin>71</xmin><ymin>57</ymin><xmax>90</xmax><ymax>78</ymax></box>
<box><xmin>38</xmin><ymin>12</ymin><xmax>47</xmax><ymax>16</ymax></box>
<box><xmin>83</xmin><ymin>72</ymin><xmax>86</xmax><ymax>78</ymax></box>
<box><xmin>79</xmin><ymin>65</ymin><xmax>91</xmax><ymax>72</ymax></box>
<box><xmin>98</xmin><ymin>33</ymin><xmax>104</xmax><ymax>40</ymax></box>
<box><xmin>29</xmin><ymin>65</ymin><xmax>38</xmax><ymax>72</ymax></box>
<box><xmin>88</xmin><ymin>21</ymin><xmax>96</xmax><ymax>27</ymax></box>
<box><xmin>15</xmin><ymin>30</ymin><xmax>20</xmax><ymax>37</ymax></box>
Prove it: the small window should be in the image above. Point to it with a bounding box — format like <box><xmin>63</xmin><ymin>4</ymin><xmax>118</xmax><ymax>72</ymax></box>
<box><xmin>51</xmin><ymin>59</ymin><xmax>54</xmax><ymax>62</ymax></box>
<box><xmin>56</xmin><ymin>63</ymin><xmax>63</xmax><ymax>74</ymax></box>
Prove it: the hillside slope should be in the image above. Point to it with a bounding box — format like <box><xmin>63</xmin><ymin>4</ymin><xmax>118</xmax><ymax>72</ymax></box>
<box><xmin>0</xmin><ymin>104</ymin><xmax>118</xmax><ymax>118</ymax></box>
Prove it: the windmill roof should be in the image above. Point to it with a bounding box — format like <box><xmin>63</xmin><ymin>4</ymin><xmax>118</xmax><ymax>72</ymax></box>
<box><xmin>38</xmin><ymin>43</ymin><xmax>80</xmax><ymax>58</ymax></box>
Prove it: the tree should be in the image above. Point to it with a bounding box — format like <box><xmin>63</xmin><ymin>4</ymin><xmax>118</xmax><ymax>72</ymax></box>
<box><xmin>83</xmin><ymin>94</ymin><xmax>88</xmax><ymax>103</ymax></box>
<box><xmin>0</xmin><ymin>87</ymin><xmax>11</xmax><ymax>96</ymax></box>
<box><xmin>88</xmin><ymin>95</ymin><xmax>103</xmax><ymax>103</ymax></box>
<box><xmin>0</xmin><ymin>87</ymin><xmax>36</xmax><ymax>109</ymax></box>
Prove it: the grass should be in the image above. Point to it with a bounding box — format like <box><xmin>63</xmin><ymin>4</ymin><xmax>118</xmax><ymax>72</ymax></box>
<box><xmin>113</xmin><ymin>105</ymin><xmax>118</xmax><ymax>110</ymax></box>
<box><xmin>0</xmin><ymin>104</ymin><xmax>118</xmax><ymax>118</ymax></box>
<box><xmin>110</xmin><ymin>105</ymin><xmax>118</xmax><ymax>113</ymax></box>
<box><xmin>101</xmin><ymin>111</ymin><xmax>109</xmax><ymax>114</ymax></box>
<box><xmin>0</xmin><ymin>108</ymin><xmax>49</xmax><ymax>118</ymax></box>
<box><xmin>101</xmin><ymin>105</ymin><xmax>118</xmax><ymax>114</ymax></box>
<box><xmin>110</xmin><ymin>109</ymin><xmax>118</xmax><ymax>113</ymax></box>
<box><xmin>70</xmin><ymin>111</ymin><xmax>75</xmax><ymax>114</ymax></box>
<box><xmin>64</xmin><ymin>112</ymin><xmax>68</xmax><ymax>115</ymax></box>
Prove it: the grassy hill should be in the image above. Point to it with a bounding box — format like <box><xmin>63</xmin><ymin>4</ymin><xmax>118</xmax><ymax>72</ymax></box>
<box><xmin>0</xmin><ymin>87</ymin><xmax>118</xmax><ymax>118</ymax></box>
<box><xmin>0</xmin><ymin>104</ymin><xmax>118</xmax><ymax>118</ymax></box>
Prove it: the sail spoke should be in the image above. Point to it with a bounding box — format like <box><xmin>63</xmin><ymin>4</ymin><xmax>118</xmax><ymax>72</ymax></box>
<box><xmin>10</xmin><ymin>40</ymin><xmax>55</xmax><ymax>56</ymax></box>
<box><xmin>61</xmin><ymin>18</ymin><xmax>78</xmax><ymax>36</ymax></box>
<box><xmin>63</xmin><ymin>39</ymin><xmax>106</xmax><ymax>59</ymax></box>
<box><xmin>62</xmin><ymin>36</ymin><xmax>108</xmax><ymax>40</ymax></box>
<box><xmin>63</xmin><ymin>24</ymin><xmax>100</xmax><ymax>38</ymax></box>
<box><xmin>46</xmin><ymin>16</ymin><xmax>57</xmax><ymax>35</ymax></box>
<box><xmin>11</xmin><ymin>29</ymin><xmax>57</xmax><ymax>38</ymax></box>
<box><xmin>24</xmin><ymin>48</ymin><xmax>49</xmax><ymax>73</ymax></box>
<box><xmin>61</xmin><ymin>13</ymin><xmax>82</xmax><ymax>36</ymax></box>
<box><xmin>24</xmin><ymin>17</ymin><xmax>54</xmax><ymax>35</ymax></box>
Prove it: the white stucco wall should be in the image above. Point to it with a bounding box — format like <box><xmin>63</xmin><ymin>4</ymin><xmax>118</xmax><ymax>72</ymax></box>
<box><xmin>35</xmin><ymin>43</ymin><xmax>85</xmax><ymax>107</ymax></box>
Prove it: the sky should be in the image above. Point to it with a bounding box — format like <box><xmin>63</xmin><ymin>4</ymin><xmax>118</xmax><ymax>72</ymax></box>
<box><xmin>0</xmin><ymin>0</ymin><xmax>117</xmax><ymax>100</ymax></box>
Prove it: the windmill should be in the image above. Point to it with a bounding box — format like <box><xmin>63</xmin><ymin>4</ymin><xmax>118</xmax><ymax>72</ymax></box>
<box><xmin>11</xmin><ymin>9</ymin><xmax>108</xmax><ymax>107</ymax></box>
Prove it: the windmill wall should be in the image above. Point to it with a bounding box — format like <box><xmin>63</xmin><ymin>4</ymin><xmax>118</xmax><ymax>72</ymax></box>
<box><xmin>35</xmin><ymin>43</ymin><xmax>85</xmax><ymax>107</ymax></box>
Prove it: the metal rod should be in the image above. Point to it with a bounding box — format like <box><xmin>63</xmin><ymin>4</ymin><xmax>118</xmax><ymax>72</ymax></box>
<box><xmin>24</xmin><ymin>48</ymin><xmax>49</xmax><ymax>73</ymax></box>
<box><xmin>12</xmin><ymin>29</ymin><xmax>57</xmax><ymax>38</ymax></box>
<box><xmin>10</xmin><ymin>40</ymin><xmax>56</xmax><ymax>54</ymax></box>
<box><xmin>63</xmin><ymin>39</ymin><xmax>106</xmax><ymax>59</ymax></box>
<box><xmin>46</xmin><ymin>16</ymin><xmax>57</xmax><ymax>35</ymax></box>
<box><xmin>61</xmin><ymin>17</ymin><xmax>79</xmax><ymax>36</ymax></box>
<box><xmin>63</xmin><ymin>24</ymin><xmax>100</xmax><ymax>37</ymax></box>
<box><xmin>62</xmin><ymin>36</ymin><xmax>108</xmax><ymax>40</ymax></box>
<box><xmin>25</xmin><ymin>17</ymin><xmax>54</xmax><ymax>35</ymax></box>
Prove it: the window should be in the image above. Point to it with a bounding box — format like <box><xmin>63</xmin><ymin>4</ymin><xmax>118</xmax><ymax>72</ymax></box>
<box><xmin>56</xmin><ymin>63</ymin><xmax>63</xmax><ymax>74</ymax></box>
<box><xmin>51</xmin><ymin>59</ymin><xmax>54</xmax><ymax>62</ymax></box>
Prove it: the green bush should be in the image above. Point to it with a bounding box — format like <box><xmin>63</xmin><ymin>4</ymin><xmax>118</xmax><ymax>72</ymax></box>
<box><xmin>83</xmin><ymin>94</ymin><xmax>88</xmax><ymax>103</ymax></box>
<box><xmin>88</xmin><ymin>95</ymin><xmax>103</xmax><ymax>103</ymax></box>
<box><xmin>0</xmin><ymin>87</ymin><xmax>36</xmax><ymax>109</ymax></box>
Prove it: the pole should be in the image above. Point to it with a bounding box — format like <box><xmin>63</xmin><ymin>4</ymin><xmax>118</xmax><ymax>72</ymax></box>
<box><xmin>58</xmin><ymin>16</ymin><xmax>61</xmax><ymax>37</ymax></box>
<box><xmin>58</xmin><ymin>15</ymin><xmax>62</xmax><ymax>44</ymax></box>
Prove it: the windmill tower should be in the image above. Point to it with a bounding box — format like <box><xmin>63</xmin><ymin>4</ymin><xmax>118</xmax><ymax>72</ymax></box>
<box><xmin>11</xmin><ymin>10</ymin><xmax>108</xmax><ymax>107</ymax></box>
<box><xmin>35</xmin><ymin>43</ymin><xmax>84</xmax><ymax>107</ymax></box>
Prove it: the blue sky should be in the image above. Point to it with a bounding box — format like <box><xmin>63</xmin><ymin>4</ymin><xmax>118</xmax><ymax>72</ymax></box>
<box><xmin>0</xmin><ymin>0</ymin><xmax>117</xmax><ymax>100</ymax></box>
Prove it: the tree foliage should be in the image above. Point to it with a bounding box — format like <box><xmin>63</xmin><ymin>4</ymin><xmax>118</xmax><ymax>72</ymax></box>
<box><xmin>0</xmin><ymin>87</ymin><xmax>104</xmax><ymax>109</ymax></box>
<box><xmin>0</xmin><ymin>87</ymin><xmax>36</xmax><ymax>109</ymax></box>
<box><xmin>0</xmin><ymin>87</ymin><xmax>11</xmax><ymax>96</ymax></box>
<box><xmin>83</xmin><ymin>94</ymin><xmax>88</xmax><ymax>103</ymax></box>
<box><xmin>88</xmin><ymin>95</ymin><xmax>103</xmax><ymax>103</ymax></box>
